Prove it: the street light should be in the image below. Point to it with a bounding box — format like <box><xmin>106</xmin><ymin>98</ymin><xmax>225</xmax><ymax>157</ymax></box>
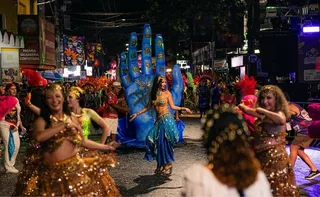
<box><xmin>125</xmin><ymin>43</ymin><xmax>129</xmax><ymax>46</ymax></box>
<box><xmin>303</xmin><ymin>26</ymin><xmax>320</xmax><ymax>33</ymax></box>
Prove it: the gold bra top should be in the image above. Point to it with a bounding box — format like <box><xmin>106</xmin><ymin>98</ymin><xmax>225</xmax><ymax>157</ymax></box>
<box><xmin>153</xmin><ymin>98</ymin><xmax>167</xmax><ymax>107</ymax></box>
<box><xmin>42</xmin><ymin>129</ymin><xmax>83</xmax><ymax>153</ymax></box>
<box><xmin>42</xmin><ymin>114</ymin><xmax>83</xmax><ymax>153</ymax></box>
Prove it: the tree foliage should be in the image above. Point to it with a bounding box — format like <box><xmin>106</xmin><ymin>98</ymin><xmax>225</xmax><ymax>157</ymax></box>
<box><xmin>144</xmin><ymin>0</ymin><xmax>246</xmax><ymax>33</ymax></box>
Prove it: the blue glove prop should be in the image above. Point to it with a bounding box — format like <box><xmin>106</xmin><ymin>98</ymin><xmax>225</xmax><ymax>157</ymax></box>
<box><xmin>119</xmin><ymin>24</ymin><xmax>184</xmax><ymax>147</ymax></box>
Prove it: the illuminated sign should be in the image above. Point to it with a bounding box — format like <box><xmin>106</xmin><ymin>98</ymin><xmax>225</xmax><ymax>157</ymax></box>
<box><xmin>231</xmin><ymin>56</ymin><xmax>243</xmax><ymax>67</ymax></box>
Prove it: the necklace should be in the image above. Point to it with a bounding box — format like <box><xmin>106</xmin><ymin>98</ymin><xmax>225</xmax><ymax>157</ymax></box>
<box><xmin>74</xmin><ymin>108</ymin><xmax>84</xmax><ymax>118</ymax></box>
<box><xmin>157</xmin><ymin>90</ymin><xmax>162</xmax><ymax>97</ymax></box>
<box><xmin>50</xmin><ymin>114</ymin><xmax>68</xmax><ymax>122</ymax></box>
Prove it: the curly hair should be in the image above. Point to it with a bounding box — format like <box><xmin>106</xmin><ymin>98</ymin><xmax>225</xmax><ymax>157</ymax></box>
<box><xmin>256</xmin><ymin>85</ymin><xmax>290</xmax><ymax>118</ymax></box>
<box><xmin>204</xmin><ymin>110</ymin><xmax>260</xmax><ymax>191</ymax></box>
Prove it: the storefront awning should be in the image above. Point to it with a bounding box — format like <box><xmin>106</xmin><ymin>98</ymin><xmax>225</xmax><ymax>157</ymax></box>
<box><xmin>20</xmin><ymin>64</ymin><xmax>56</xmax><ymax>70</ymax></box>
<box><xmin>213</xmin><ymin>60</ymin><xmax>229</xmax><ymax>72</ymax></box>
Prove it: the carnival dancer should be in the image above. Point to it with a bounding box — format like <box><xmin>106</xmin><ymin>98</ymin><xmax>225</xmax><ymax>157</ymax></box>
<box><xmin>25</xmin><ymin>86</ymin><xmax>112</xmax><ymax>144</ymax></box>
<box><xmin>239</xmin><ymin>85</ymin><xmax>299</xmax><ymax>196</ymax></box>
<box><xmin>284</xmin><ymin>93</ymin><xmax>320</xmax><ymax>180</ymax></box>
<box><xmin>5</xmin><ymin>83</ymin><xmax>27</xmax><ymax>134</ymax></box>
<box><xmin>210</xmin><ymin>81</ymin><xmax>220</xmax><ymax>107</ymax></box>
<box><xmin>14</xmin><ymin>83</ymin><xmax>120</xmax><ymax>196</ymax></box>
<box><xmin>68</xmin><ymin>86</ymin><xmax>111</xmax><ymax>143</ymax></box>
<box><xmin>182</xmin><ymin>105</ymin><xmax>272</xmax><ymax>197</ymax></box>
<box><xmin>198</xmin><ymin>80</ymin><xmax>210</xmax><ymax>118</ymax></box>
<box><xmin>98</xmin><ymin>81</ymin><xmax>129</xmax><ymax>142</ymax></box>
<box><xmin>236</xmin><ymin>75</ymin><xmax>258</xmax><ymax>134</ymax></box>
<box><xmin>130</xmin><ymin>76</ymin><xmax>192</xmax><ymax>175</ymax></box>
<box><xmin>0</xmin><ymin>96</ymin><xmax>21</xmax><ymax>173</ymax></box>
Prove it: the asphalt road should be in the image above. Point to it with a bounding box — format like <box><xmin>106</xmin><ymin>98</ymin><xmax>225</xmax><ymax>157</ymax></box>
<box><xmin>0</xmin><ymin>118</ymin><xmax>206</xmax><ymax>197</ymax></box>
<box><xmin>1</xmin><ymin>117</ymin><xmax>320</xmax><ymax>196</ymax></box>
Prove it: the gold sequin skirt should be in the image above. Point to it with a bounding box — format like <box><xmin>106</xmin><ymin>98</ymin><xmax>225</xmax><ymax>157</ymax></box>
<box><xmin>15</xmin><ymin>153</ymin><xmax>120</xmax><ymax>196</ymax></box>
<box><xmin>255</xmin><ymin>145</ymin><xmax>299</xmax><ymax>197</ymax></box>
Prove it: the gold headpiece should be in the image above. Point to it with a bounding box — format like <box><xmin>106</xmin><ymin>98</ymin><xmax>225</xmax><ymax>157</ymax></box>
<box><xmin>69</xmin><ymin>87</ymin><xmax>84</xmax><ymax>99</ymax></box>
<box><xmin>260</xmin><ymin>85</ymin><xmax>276</xmax><ymax>93</ymax></box>
<box><xmin>202</xmin><ymin>103</ymin><xmax>251</xmax><ymax>165</ymax></box>
<box><xmin>45</xmin><ymin>83</ymin><xmax>62</xmax><ymax>91</ymax></box>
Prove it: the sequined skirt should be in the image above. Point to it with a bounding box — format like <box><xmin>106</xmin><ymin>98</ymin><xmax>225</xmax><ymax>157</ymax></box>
<box><xmin>255</xmin><ymin>145</ymin><xmax>299</xmax><ymax>197</ymax></box>
<box><xmin>15</xmin><ymin>153</ymin><xmax>120</xmax><ymax>196</ymax></box>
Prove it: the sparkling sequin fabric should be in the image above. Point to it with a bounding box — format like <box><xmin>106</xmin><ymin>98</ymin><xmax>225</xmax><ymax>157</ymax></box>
<box><xmin>15</xmin><ymin>152</ymin><xmax>119</xmax><ymax>196</ymax></box>
<box><xmin>14</xmin><ymin>128</ymin><xmax>120</xmax><ymax>196</ymax></box>
<box><xmin>41</xmin><ymin>128</ymin><xmax>83</xmax><ymax>153</ymax></box>
<box><xmin>255</xmin><ymin>122</ymin><xmax>299</xmax><ymax>197</ymax></box>
<box><xmin>81</xmin><ymin>117</ymin><xmax>91</xmax><ymax>139</ymax></box>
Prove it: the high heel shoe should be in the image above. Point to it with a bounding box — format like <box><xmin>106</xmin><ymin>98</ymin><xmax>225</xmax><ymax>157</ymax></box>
<box><xmin>161</xmin><ymin>164</ymin><xmax>173</xmax><ymax>175</ymax></box>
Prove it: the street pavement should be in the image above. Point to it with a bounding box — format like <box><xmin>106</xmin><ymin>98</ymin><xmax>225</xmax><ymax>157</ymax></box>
<box><xmin>1</xmin><ymin>117</ymin><xmax>320</xmax><ymax>196</ymax></box>
<box><xmin>0</xmin><ymin>118</ymin><xmax>206</xmax><ymax>197</ymax></box>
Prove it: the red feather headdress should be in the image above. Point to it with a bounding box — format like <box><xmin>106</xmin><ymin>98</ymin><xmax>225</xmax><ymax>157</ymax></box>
<box><xmin>236</xmin><ymin>75</ymin><xmax>257</xmax><ymax>96</ymax></box>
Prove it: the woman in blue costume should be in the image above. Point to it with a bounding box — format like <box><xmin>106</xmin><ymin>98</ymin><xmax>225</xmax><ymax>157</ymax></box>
<box><xmin>130</xmin><ymin>75</ymin><xmax>192</xmax><ymax>174</ymax></box>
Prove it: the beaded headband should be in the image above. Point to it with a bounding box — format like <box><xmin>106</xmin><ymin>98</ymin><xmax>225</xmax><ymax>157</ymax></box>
<box><xmin>260</xmin><ymin>85</ymin><xmax>276</xmax><ymax>94</ymax></box>
<box><xmin>45</xmin><ymin>83</ymin><xmax>62</xmax><ymax>91</ymax></box>
<box><xmin>202</xmin><ymin>104</ymin><xmax>251</xmax><ymax>166</ymax></box>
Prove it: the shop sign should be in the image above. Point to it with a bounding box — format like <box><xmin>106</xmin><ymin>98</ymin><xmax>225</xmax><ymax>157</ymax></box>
<box><xmin>1</xmin><ymin>48</ymin><xmax>19</xmax><ymax>68</ymax></box>
<box><xmin>298</xmin><ymin>35</ymin><xmax>320</xmax><ymax>82</ymax></box>
<box><xmin>40</xmin><ymin>18</ymin><xmax>55</xmax><ymax>65</ymax></box>
<box><xmin>231</xmin><ymin>56</ymin><xmax>243</xmax><ymax>67</ymax></box>
<box><xmin>248</xmin><ymin>54</ymin><xmax>257</xmax><ymax>63</ymax></box>
<box><xmin>18</xmin><ymin>15</ymin><xmax>39</xmax><ymax>37</ymax></box>
<box><xmin>19</xmin><ymin>37</ymin><xmax>40</xmax><ymax>64</ymax></box>
<box><xmin>304</xmin><ymin>69</ymin><xmax>320</xmax><ymax>81</ymax></box>
<box><xmin>213</xmin><ymin>60</ymin><xmax>228</xmax><ymax>71</ymax></box>
<box><xmin>192</xmin><ymin>42</ymin><xmax>215</xmax><ymax>64</ymax></box>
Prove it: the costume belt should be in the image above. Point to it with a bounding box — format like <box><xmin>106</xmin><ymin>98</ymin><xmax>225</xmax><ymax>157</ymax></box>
<box><xmin>156</xmin><ymin>112</ymin><xmax>172</xmax><ymax>122</ymax></box>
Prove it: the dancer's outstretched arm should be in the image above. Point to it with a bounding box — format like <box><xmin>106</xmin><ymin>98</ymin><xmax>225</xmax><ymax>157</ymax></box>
<box><xmin>86</xmin><ymin>108</ymin><xmax>111</xmax><ymax>144</ymax></box>
<box><xmin>256</xmin><ymin>107</ymin><xmax>286</xmax><ymax>125</ymax></box>
<box><xmin>82</xmin><ymin>139</ymin><xmax>117</xmax><ymax>151</ymax></box>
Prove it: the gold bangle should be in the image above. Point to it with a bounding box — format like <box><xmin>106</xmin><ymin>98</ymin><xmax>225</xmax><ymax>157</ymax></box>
<box><xmin>64</xmin><ymin>122</ymin><xmax>70</xmax><ymax>128</ymax></box>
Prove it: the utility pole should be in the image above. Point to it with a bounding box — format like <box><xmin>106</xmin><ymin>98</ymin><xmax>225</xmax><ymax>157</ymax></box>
<box><xmin>247</xmin><ymin>0</ymin><xmax>260</xmax><ymax>77</ymax></box>
<box><xmin>54</xmin><ymin>0</ymin><xmax>62</xmax><ymax>68</ymax></box>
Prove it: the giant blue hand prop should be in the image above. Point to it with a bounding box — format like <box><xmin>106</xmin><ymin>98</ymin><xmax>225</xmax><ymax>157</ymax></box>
<box><xmin>120</xmin><ymin>24</ymin><xmax>184</xmax><ymax>147</ymax></box>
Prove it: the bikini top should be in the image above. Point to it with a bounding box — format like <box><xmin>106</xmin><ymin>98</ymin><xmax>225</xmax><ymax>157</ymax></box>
<box><xmin>42</xmin><ymin>115</ymin><xmax>83</xmax><ymax>153</ymax></box>
<box><xmin>41</xmin><ymin>128</ymin><xmax>83</xmax><ymax>153</ymax></box>
<box><xmin>153</xmin><ymin>98</ymin><xmax>167</xmax><ymax>107</ymax></box>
